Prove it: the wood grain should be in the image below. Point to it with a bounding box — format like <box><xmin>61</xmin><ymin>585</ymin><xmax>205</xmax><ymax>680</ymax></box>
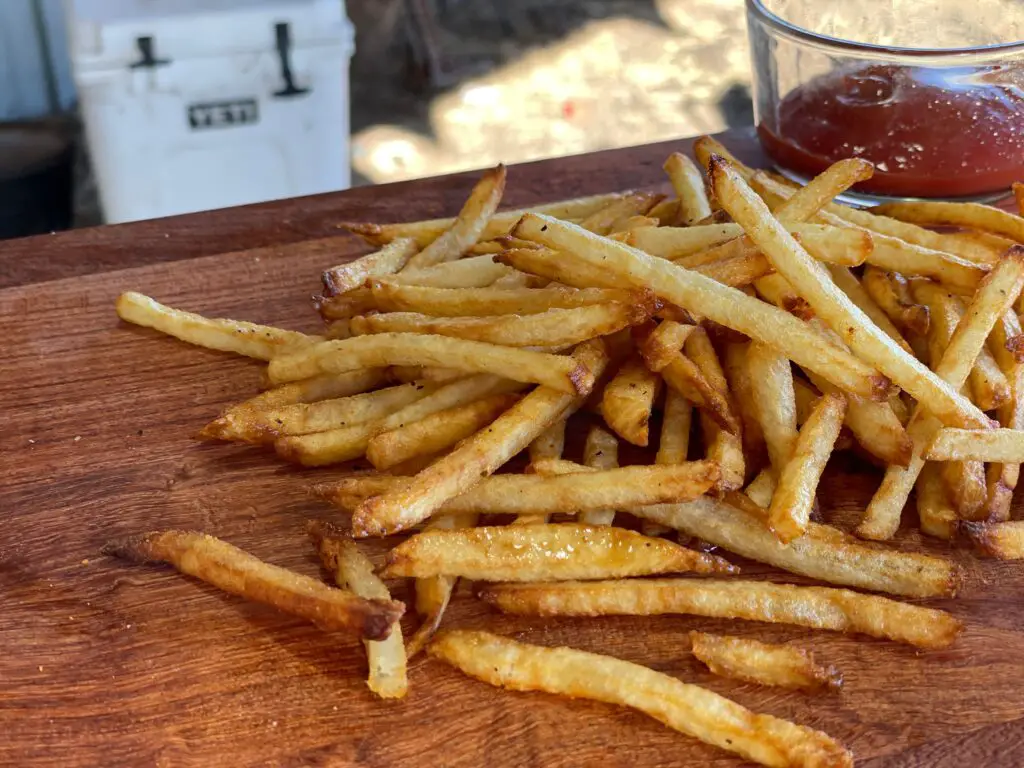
<box><xmin>3</xmin><ymin>129</ymin><xmax>1024</xmax><ymax>767</ymax></box>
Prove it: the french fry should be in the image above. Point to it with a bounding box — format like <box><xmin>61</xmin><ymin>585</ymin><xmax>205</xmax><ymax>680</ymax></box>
<box><xmin>429</xmin><ymin>630</ymin><xmax>852</xmax><ymax>768</ymax></box>
<box><xmin>512</xmin><ymin>214</ymin><xmax>892</xmax><ymax>401</ymax></box>
<box><xmin>403</xmin><ymin>165</ymin><xmax>507</xmax><ymax>269</ymax></box>
<box><xmin>692</xmin><ymin>251</ymin><xmax>773</xmax><ymax>287</ymax></box>
<box><xmin>745</xmin><ymin>342</ymin><xmax>798</xmax><ymax>476</ymax></box>
<box><xmin>774</xmin><ymin>158</ymin><xmax>873</xmax><ymax>221</ymax></box>
<box><xmin>858</xmin><ymin>252</ymin><xmax>1024</xmax><ymax>540</ymax></box>
<box><xmin>199</xmin><ymin>369</ymin><xmax>387</xmax><ymax>441</ymax></box>
<box><xmin>579</xmin><ymin>192</ymin><xmax>663</xmax><ymax>235</ymax></box>
<box><xmin>916</xmin><ymin>462</ymin><xmax>958</xmax><ymax>541</ymax></box>
<box><xmin>513</xmin><ymin>420</ymin><xmax>569</xmax><ymax>525</ymax></box>
<box><xmin>389</xmin><ymin>254</ymin><xmax>516</xmax><ymax>288</ymax></box>
<box><xmin>925</xmin><ymin>428</ymin><xmax>1024</xmax><ymax>462</ymax></box>
<box><xmin>860</xmin><ymin>267</ymin><xmax>930</xmax><ymax>337</ymax></box>
<box><xmin>664</xmin><ymin>152</ymin><xmax>712</xmax><ymax>225</ymax></box>
<box><xmin>686</xmin><ymin>327</ymin><xmax>744</xmax><ymax>490</ymax></box>
<box><xmin>986</xmin><ymin>311</ymin><xmax>1024</xmax><ymax>520</ymax></box>
<box><xmin>871</xmin><ymin>200</ymin><xmax>1024</xmax><ymax>245</ymax></box>
<box><xmin>768</xmin><ymin>393</ymin><xmax>847</xmax><ymax>543</ymax></box>
<box><xmin>656</xmin><ymin>388</ymin><xmax>692</xmax><ymax>465</ymax></box>
<box><xmin>316</xmin><ymin>286</ymin><xmax>379</xmax><ymax>321</ymax></box>
<box><xmin>366</xmin><ymin>393</ymin><xmax>520</xmax><ymax>470</ymax></box>
<box><xmin>498</xmin><ymin>245</ymin><xmax>627</xmax><ymax>290</ymax></box>
<box><xmin>710</xmin><ymin>158</ymin><xmax>988</xmax><ymax>430</ymax></box>
<box><xmin>405</xmin><ymin>513</ymin><xmax>478</xmax><ymax>658</ymax></box>
<box><xmin>628</xmin><ymin>223</ymin><xmax>741</xmax><ymax>259</ymax></box>
<box><xmin>381</xmin><ymin>523</ymin><xmax>735</xmax><ymax>581</ymax></box>
<box><xmin>102</xmin><ymin>531</ymin><xmax>404</xmax><ymax>640</ymax></box>
<box><xmin>331</xmin><ymin>461</ymin><xmax>720</xmax><ymax>520</ymax></box>
<box><xmin>369</xmin><ymin>281</ymin><xmax>652</xmax><ymax>317</ymax></box>
<box><xmin>350</xmin><ymin>304</ymin><xmax>648</xmax><ymax>348</ymax></box>
<box><xmin>721</xmin><ymin>341</ymin><xmax>767</xmax><ymax>470</ymax></box>
<box><xmin>479</xmin><ymin>578</ymin><xmax>961</xmax><ymax>649</ymax></box>
<box><xmin>116</xmin><ymin>292</ymin><xmax>322</xmax><ymax>360</ymax></box>
<box><xmin>657</xmin><ymin>349</ymin><xmax>738</xmax><ymax>433</ymax></box>
<box><xmin>350</xmin><ymin>340</ymin><xmax>610</xmax><ymax>536</ymax></box>
<box><xmin>638</xmin><ymin>320</ymin><xmax>698</xmax><ymax>372</ymax></box>
<box><xmin>267</xmin><ymin>333</ymin><xmax>593</xmax><ymax>394</ymax></box>
<box><xmin>322</xmin><ymin>238</ymin><xmax>419</xmax><ymax>296</ymax></box>
<box><xmin>963</xmin><ymin>520</ymin><xmax>1024</xmax><ymax>559</ymax></box>
<box><xmin>308</xmin><ymin>522</ymin><xmax>407</xmax><ymax>698</ymax></box>
<box><xmin>826</xmin><ymin>264</ymin><xmax>917</xmax><ymax>357</ymax></box>
<box><xmin>631</xmin><ymin>496</ymin><xmax>962</xmax><ymax>598</ymax></box>
<box><xmin>744</xmin><ymin>468</ymin><xmax>776</xmax><ymax>508</ymax></box>
<box><xmin>688</xmin><ymin>631</ymin><xmax>842</xmax><ymax>693</ymax></box>
<box><xmin>753</xmin><ymin>272</ymin><xmax>814</xmax><ymax>319</ymax></box>
<box><xmin>599</xmin><ymin>357</ymin><xmax>662</xmax><ymax>446</ymax></box>
<box><xmin>581</xmin><ymin>426</ymin><xmax>620</xmax><ymax>525</ymax></box>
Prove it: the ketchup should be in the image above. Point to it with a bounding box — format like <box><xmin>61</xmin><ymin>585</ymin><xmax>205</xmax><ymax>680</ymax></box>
<box><xmin>757</xmin><ymin>64</ymin><xmax>1024</xmax><ymax>198</ymax></box>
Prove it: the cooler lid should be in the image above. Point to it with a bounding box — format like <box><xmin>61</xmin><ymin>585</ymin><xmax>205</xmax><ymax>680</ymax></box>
<box><xmin>68</xmin><ymin>0</ymin><xmax>351</xmax><ymax>69</ymax></box>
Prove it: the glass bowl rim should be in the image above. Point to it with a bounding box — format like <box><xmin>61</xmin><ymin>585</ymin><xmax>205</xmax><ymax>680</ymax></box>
<box><xmin>746</xmin><ymin>0</ymin><xmax>1024</xmax><ymax>56</ymax></box>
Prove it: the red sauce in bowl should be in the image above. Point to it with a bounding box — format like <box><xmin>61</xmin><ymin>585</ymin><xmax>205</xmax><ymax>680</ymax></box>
<box><xmin>757</xmin><ymin>64</ymin><xmax>1024</xmax><ymax>198</ymax></box>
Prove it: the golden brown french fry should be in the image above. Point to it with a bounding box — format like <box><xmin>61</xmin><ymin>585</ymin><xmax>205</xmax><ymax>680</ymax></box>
<box><xmin>429</xmin><ymin>630</ymin><xmax>851</xmax><ymax>768</ymax></box>
<box><xmin>638</xmin><ymin>320</ymin><xmax>698</xmax><ymax>372</ymax></box>
<box><xmin>826</xmin><ymin>264</ymin><xmax>917</xmax><ymax>357</ymax></box>
<box><xmin>656</xmin><ymin>388</ymin><xmax>693</xmax><ymax>465</ymax></box>
<box><xmin>693</xmin><ymin>135</ymin><xmax>752</xmax><ymax>179</ymax></box>
<box><xmin>599</xmin><ymin>357</ymin><xmax>662</xmax><ymax>447</ymax></box>
<box><xmin>366</xmin><ymin>393</ymin><xmax>519</xmax><ymax>470</ymax></box>
<box><xmin>657</xmin><ymin>350</ymin><xmax>738</xmax><ymax>434</ymax></box>
<box><xmin>199</xmin><ymin>370</ymin><xmax>387</xmax><ymax>441</ymax></box>
<box><xmin>389</xmin><ymin>254</ymin><xmax>516</xmax><ymax>288</ymax></box>
<box><xmin>744</xmin><ymin>468</ymin><xmax>776</xmax><ymax>508</ymax></box>
<box><xmin>711</xmin><ymin>158</ymin><xmax>987</xmax><ymax>430</ymax></box>
<box><xmin>480</xmin><ymin>578</ymin><xmax>961</xmax><ymax>649</ymax></box>
<box><xmin>350</xmin><ymin>303</ymin><xmax>647</xmax><ymax>348</ymax></box>
<box><xmin>857</xmin><ymin>252</ymin><xmax>1024</xmax><ymax>540</ymax></box>
<box><xmin>403</xmin><ymin>165</ymin><xmax>507</xmax><ymax>269</ymax></box>
<box><xmin>768</xmin><ymin>393</ymin><xmax>846</xmax><ymax>543</ymax></box>
<box><xmin>116</xmin><ymin>292</ymin><xmax>322</xmax><ymax>360</ymax></box>
<box><xmin>369</xmin><ymin>281</ymin><xmax>652</xmax><ymax>317</ymax></box>
<box><xmin>963</xmin><ymin>520</ymin><xmax>1024</xmax><ymax>559</ymax></box>
<box><xmin>580</xmin><ymin>425</ymin><xmax>620</xmax><ymax>525</ymax></box>
<box><xmin>309</xmin><ymin>522</ymin><xmax>407</xmax><ymax>698</ymax></box>
<box><xmin>322</xmin><ymin>238</ymin><xmax>419</xmax><ymax>296</ymax></box>
<box><xmin>512</xmin><ymin>214</ymin><xmax>892</xmax><ymax>402</ymax></box>
<box><xmin>664</xmin><ymin>152</ymin><xmax>712</xmax><ymax>225</ymax></box>
<box><xmin>871</xmin><ymin>200</ymin><xmax>1024</xmax><ymax>244</ymax></box>
<box><xmin>498</xmin><ymin>245</ymin><xmax>624</xmax><ymax>290</ymax></box>
<box><xmin>382</xmin><ymin>523</ymin><xmax>735</xmax><ymax>581</ymax></box>
<box><xmin>689</xmin><ymin>631</ymin><xmax>842</xmax><ymax>692</ymax></box>
<box><xmin>102</xmin><ymin>530</ymin><xmax>403</xmax><ymax>640</ymax></box>
<box><xmin>721</xmin><ymin>341</ymin><xmax>767</xmax><ymax>471</ymax></box>
<box><xmin>860</xmin><ymin>266</ymin><xmax>930</xmax><ymax>337</ymax></box>
<box><xmin>686</xmin><ymin>327</ymin><xmax>744</xmax><ymax>491</ymax></box>
<box><xmin>986</xmin><ymin>311</ymin><xmax>1024</xmax><ymax>520</ymax></box>
<box><xmin>513</xmin><ymin>420</ymin><xmax>569</xmax><ymax>525</ymax></box>
<box><xmin>267</xmin><ymin>333</ymin><xmax>592</xmax><ymax>394</ymax></box>
<box><xmin>350</xmin><ymin>340</ymin><xmax>609</xmax><ymax>536</ymax></box>
<box><xmin>579</xmin><ymin>192</ymin><xmax>663</xmax><ymax>235</ymax></box>
<box><xmin>316</xmin><ymin>286</ymin><xmax>378</xmax><ymax>321</ymax></box>
<box><xmin>628</xmin><ymin>223</ymin><xmax>741</xmax><ymax>259</ymax></box>
<box><xmin>405</xmin><ymin>512</ymin><xmax>478</xmax><ymax>658</ymax></box>
<box><xmin>691</xmin><ymin>251</ymin><xmax>773</xmax><ymax>287</ymax></box>
<box><xmin>632</xmin><ymin>496</ymin><xmax>961</xmax><ymax>598</ymax></box>
<box><xmin>752</xmin><ymin>272</ymin><xmax>814</xmax><ymax>320</ymax></box>
<box><xmin>915</xmin><ymin>462</ymin><xmax>958</xmax><ymax>541</ymax></box>
<box><xmin>647</xmin><ymin>198</ymin><xmax>681</xmax><ymax>226</ymax></box>
<box><xmin>332</xmin><ymin>461</ymin><xmax>720</xmax><ymax>520</ymax></box>
<box><xmin>924</xmin><ymin>428</ymin><xmax>1024</xmax><ymax>462</ymax></box>
<box><xmin>745</xmin><ymin>342</ymin><xmax>797</xmax><ymax>476</ymax></box>
<box><xmin>774</xmin><ymin>158</ymin><xmax>874</xmax><ymax>221</ymax></box>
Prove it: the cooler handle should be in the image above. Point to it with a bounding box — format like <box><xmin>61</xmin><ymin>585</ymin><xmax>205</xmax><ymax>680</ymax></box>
<box><xmin>129</xmin><ymin>37</ymin><xmax>172</xmax><ymax>70</ymax></box>
<box><xmin>272</xmin><ymin>23</ymin><xmax>310</xmax><ymax>98</ymax></box>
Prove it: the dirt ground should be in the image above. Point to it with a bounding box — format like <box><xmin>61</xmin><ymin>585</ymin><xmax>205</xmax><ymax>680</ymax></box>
<box><xmin>347</xmin><ymin>0</ymin><xmax>752</xmax><ymax>184</ymax></box>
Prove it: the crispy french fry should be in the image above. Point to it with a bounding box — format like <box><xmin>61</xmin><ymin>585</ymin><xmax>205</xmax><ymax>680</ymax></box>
<box><xmin>322</xmin><ymin>238</ymin><xmax>419</xmax><ymax>296</ymax></box>
<box><xmin>689</xmin><ymin>631</ymin><xmax>842</xmax><ymax>692</ymax></box>
<box><xmin>664</xmin><ymin>152</ymin><xmax>712</xmax><ymax>225</ymax></box>
<box><xmin>775</xmin><ymin>158</ymin><xmax>874</xmax><ymax>221</ymax></box>
<box><xmin>599</xmin><ymin>357</ymin><xmax>662</xmax><ymax>447</ymax></box>
<box><xmin>872</xmin><ymin>200</ymin><xmax>1024</xmax><ymax>245</ymax></box>
<box><xmin>309</xmin><ymin>522</ymin><xmax>407</xmax><ymax>698</ymax></box>
<box><xmin>581</xmin><ymin>426</ymin><xmax>620</xmax><ymax>525</ymax></box>
<box><xmin>370</xmin><ymin>281</ymin><xmax>652</xmax><ymax>317</ymax></box>
<box><xmin>628</xmin><ymin>223</ymin><xmax>741</xmax><ymax>259</ymax></box>
<box><xmin>404</xmin><ymin>165</ymin><xmax>507</xmax><ymax>269</ymax></box>
<box><xmin>498</xmin><ymin>245</ymin><xmax>626</xmax><ymax>290</ymax></box>
<box><xmin>331</xmin><ymin>461</ymin><xmax>720</xmax><ymax>520</ymax></box>
<box><xmin>657</xmin><ymin>350</ymin><xmax>737</xmax><ymax>433</ymax></box>
<box><xmin>768</xmin><ymin>393</ymin><xmax>846</xmax><ymax>543</ymax></box>
<box><xmin>267</xmin><ymin>333</ymin><xmax>592</xmax><ymax>394</ymax></box>
<box><xmin>924</xmin><ymin>428</ymin><xmax>1024</xmax><ymax>462</ymax></box>
<box><xmin>721</xmin><ymin>341</ymin><xmax>767</xmax><ymax>471</ymax></box>
<box><xmin>657</xmin><ymin>388</ymin><xmax>693</xmax><ymax>465</ymax></box>
<box><xmin>826</xmin><ymin>265</ymin><xmax>917</xmax><ymax>357</ymax></box>
<box><xmin>351</xmin><ymin>303</ymin><xmax>646</xmax><ymax>348</ymax></box>
<box><xmin>710</xmin><ymin>158</ymin><xmax>987</xmax><ymax>430</ymax></box>
<box><xmin>745</xmin><ymin>342</ymin><xmax>797</xmax><ymax>476</ymax></box>
<box><xmin>429</xmin><ymin>630</ymin><xmax>851</xmax><ymax>768</ymax></box>
<box><xmin>366</xmin><ymin>393</ymin><xmax>520</xmax><ymax>470</ymax></box>
<box><xmin>638</xmin><ymin>320</ymin><xmax>698</xmax><ymax>372</ymax></box>
<box><xmin>405</xmin><ymin>513</ymin><xmax>477</xmax><ymax>658</ymax></box>
<box><xmin>512</xmin><ymin>214</ymin><xmax>892</xmax><ymax>401</ymax></box>
<box><xmin>916</xmin><ymin>462</ymin><xmax>958</xmax><ymax>540</ymax></box>
<box><xmin>389</xmin><ymin>254</ymin><xmax>516</xmax><ymax>288</ymax></box>
<box><xmin>692</xmin><ymin>251</ymin><xmax>773</xmax><ymax>287</ymax></box>
<box><xmin>858</xmin><ymin>253</ymin><xmax>1024</xmax><ymax>540</ymax></box>
<box><xmin>632</xmin><ymin>496</ymin><xmax>962</xmax><ymax>598</ymax></box>
<box><xmin>350</xmin><ymin>340</ymin><xmax>610</xmax><ymax>536</ymax></box>
<box><xmin>963</xmin><ymin>520</ymin><xmax>1024</xmax><ymax>559</ymax></box>
<box><xmin>381</xmin><ymin>523</ymin><xmax>735</xmax><ymax>581</ymax></box>
<box><xmin>102</xmin><ymin>531</ymin><xmax>403</xmax><ymax>640</ymax></box>
<box><xmin>480</xmin><ymin>578</ymin><xmax>961</xmax><ymax>649</ymax></box>
<box><xmin>316</xmin><ymin>286</ymin><xmax>378</xmax><ymax>321</ymax></box>
<box><xmin>116</xmin><ymin>292</ymin><xmax>321</xmax><ymax>360</ymax></box>
<box><xmin>744</xmin><ymin>468</ymin><xmax>776</xmax><ymax>508</ymax></box>
<box><xmin>686</xmin><ymin>327</ymin><xmax>744</xmax><ymax>490</ymax></box>
<box><xmin>579</xmin><ymin>192</ymin><xmax>663</xmax><ymax>235</ymax></box>
<box><xmin>753</xmin><ymin>272</ymin><xmax>814</xmax><ymax>320</ymax></box>
<box><xmin>513</xmin><ymin>420</ymin><xmax>569</xmax><ymax>525</ymax></box>
<box><xmin>199</xmin><ymin>370</ymin><xmax>387</xmax><ymax>441</ymax></box>
<box><xmin>861</xmin><ymin>266</ymin><xmax>930</xmax><ymax>337</ymax></box>
<box><xmin>986</xmin><ymin>311</ymin><xmax>1024</xmax><ymax>520</ymax></box>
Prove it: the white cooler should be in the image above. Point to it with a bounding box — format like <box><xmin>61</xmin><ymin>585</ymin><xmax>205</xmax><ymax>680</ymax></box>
<box><xmin>67</xmin><ymin>0</ymin><xmax>353</xmax><ymax>223</ymax></box>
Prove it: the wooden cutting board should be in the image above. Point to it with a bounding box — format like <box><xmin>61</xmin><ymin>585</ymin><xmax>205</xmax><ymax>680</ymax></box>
<box><xmin>3</xmin><ymin>129</ymin><xmax>1024</xmax><ymax>767</ymax></box>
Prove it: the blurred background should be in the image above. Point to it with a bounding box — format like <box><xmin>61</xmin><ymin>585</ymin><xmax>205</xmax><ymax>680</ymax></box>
<box><xmin>0</xmin><ymin>0</ymin><xmax>752</xmax><ymax>238</ymax></box>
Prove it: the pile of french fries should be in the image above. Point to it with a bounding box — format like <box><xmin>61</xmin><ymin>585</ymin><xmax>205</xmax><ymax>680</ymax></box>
<box><xmin>108</xmin><ymin>139</ymin><xmax>1024</xmax><ymax>767</ymax></box>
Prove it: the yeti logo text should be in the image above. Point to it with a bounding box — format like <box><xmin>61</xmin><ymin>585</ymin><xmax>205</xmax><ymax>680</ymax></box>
<box><xmin>187</xmin><ymin>99</ymin><xmax>259</xmax><ymax>130</ymax></box>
